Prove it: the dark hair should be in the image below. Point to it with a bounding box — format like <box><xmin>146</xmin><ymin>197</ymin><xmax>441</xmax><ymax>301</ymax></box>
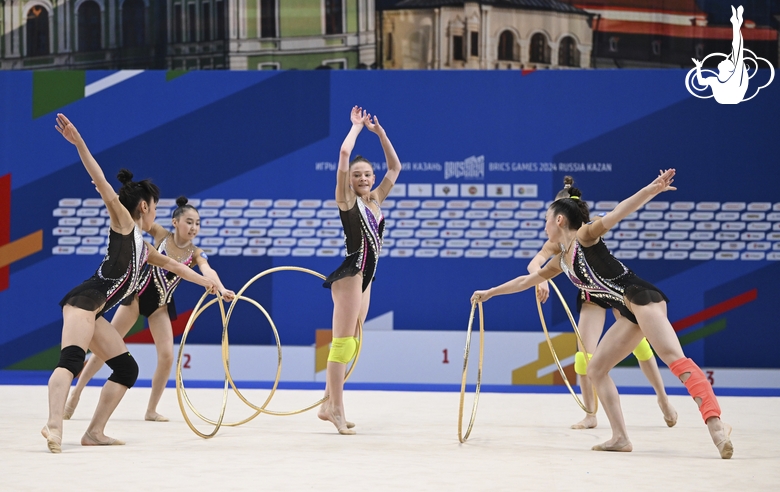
<box><xmin>349</xmin><ymin>155</ymin><xmax>372</xmax><ymax>169</ymax></box>
<box><xmin>117</xmin><ymin>169</ymin><xmax>160</xmax><ymax>220</ymax></box>
<box><xmin>173</xmin><ymin>196</ymin><xmax>199</xmax><ymax>220</ymax></box>
<box><xmin>554</xmin><ymin>176</ymin><xmax>574</xmax><ymax>200</ymax></box>
<box><xmin>549</xmin><ymin>185</ymin><xmax>589</xmax><ymax>230</ymax></box>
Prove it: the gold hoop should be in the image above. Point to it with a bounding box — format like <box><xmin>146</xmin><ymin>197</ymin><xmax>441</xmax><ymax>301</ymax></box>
<box><xmin>175</xmin><ymin>266</ymin><xmax>365</xmax><ymax>438</ymax></box>
<box><xmin>457</xmin><ymin>301</ymin><xmax>484</xmax><ymax>443</ymax></box>
<box><xmin>179</xmin><ymin>293</ymin><xmax>284</xmax><ymax>428</ymax></box>
<box><xmin>535</xmin><ymin>280</ymin><xmax>598</xmax><ymax>415</ymax></box>
<box><xmin>175</xmin><ymin>291</ymin><xmax>230</xmax><ymax>439</ymax></box>
<box><xmin>231</xmin><ymin>266</ymin><xmax>363</xmax><ymax>417</ymax></box>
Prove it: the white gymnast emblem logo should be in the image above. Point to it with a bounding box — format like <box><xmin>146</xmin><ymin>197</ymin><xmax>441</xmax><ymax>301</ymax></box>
<box><xmin>685</xmin><ymin>5</ymin><xmax>774</xmax><ymax>104</ymax></box>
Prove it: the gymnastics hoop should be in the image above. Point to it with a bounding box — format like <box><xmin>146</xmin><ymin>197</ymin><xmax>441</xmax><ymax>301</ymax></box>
<box><xmin>225</xmin><ymin>266</ymin><xmax>363</xmax><ymax>417</ymax></box>
<box><xmin>175</xmin><ymin>291</ymin><xmax>231</xmax><ymax>439</ymax></box>
<box><xmin>178</xmin><ymin>293</ymin><xmax>284</xmax><ymax>429</ymax></box>
<box><xmin>535</xmin><ymin>280</ymin><xmax>598</xmax><ymax>416</ymax></box>
<box><xmin>457</xmin><ymin>300</ymin><xmax>484</xmax><ymax>443</ymax></box>
<box><xmin>175</xmin><ymin>266</ymin><xmax>366</xmax><ymax>437</ymax></box>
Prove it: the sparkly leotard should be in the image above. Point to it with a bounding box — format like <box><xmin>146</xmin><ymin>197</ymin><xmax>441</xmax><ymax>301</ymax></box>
<box><xmin>558</xmin><ymin>238</ymin><xmax>667</xmax><ymax>324</ymax></box>
<box><xmin>60</xmin><ymin>226</ymin><xmax>149</xmax><ymax>319</ymax></box>
<box><xmin>323</xmin><ymin>199</ymin><xmax>385</xmax><ymax>292</ymax></box>
<box><xmin>122</xmin><ymin>233</ymin><xmax>194</xmax><ymax>319</ymax></box>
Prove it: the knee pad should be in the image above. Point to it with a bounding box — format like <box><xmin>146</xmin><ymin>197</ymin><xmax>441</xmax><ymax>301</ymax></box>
<box><xmin>57</xmin><ymin>345</ymin><xmax>86</xmax><ymax>378</ymax></box>
<box><xmin>670</xmin><ymin>357</ymin><xmax>721</xmax><ymax>422</ymax></box>
<box><xmin>328</xmin><ymin>337</ymin><xmax>358</xmax><ymax>364</ymax></box>
<box><xmin>632</xmin><ymin>338</ymin><xmax>654</xmax><ymax>361</ymax></box>
<box><xmin>574</xmin><ymin>351</ymin><xmax>592</xmax><ymax>376</ymax></box>
<box><xmin>105</xmin><ymin>352</ymin><xmax>139</xmax><ymax>389</ymax></box>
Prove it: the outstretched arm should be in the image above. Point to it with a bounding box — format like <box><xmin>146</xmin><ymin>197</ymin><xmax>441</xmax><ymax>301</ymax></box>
<box><xmin>335</xmin><ymin>106</ymin><xmax>366</xmax><ymax>211</ymax></box>
<box><xmin>527</xmin><ymin>240</ymin><xmax>561</xmax><ymax>303</ymax></box>
<box><xmin>471</xmin><ymin>271</ymin><xmax>558</xmax><ymax>304</ymax></box>
<box><xmin>55</xmin><ymin>114</ymin><xmax>134</xmax><ymax>234</ymax></box>
<box><xmin>146</xmin><ymin>248</ymin><xmax>216</xmax><ymax>293</ymax></box>
<box><xmin>194</xmin><ymin>252</ymin><xmax>235</xmax><ymax>301</ymax></box>
<box><xmin>581</xmin><ymin>169</ymin><xmax>676</xmax><ymax>244</ymax></box>
<box><xmin>365</xmin><ymin>115</ymin><xmax>401</xmax><ymax>205</ymax></box>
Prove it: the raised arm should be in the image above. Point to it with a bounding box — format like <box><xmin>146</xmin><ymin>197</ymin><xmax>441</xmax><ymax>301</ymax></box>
<box><xmin>55</xmin><ymin>114</ymin><xmax>134</xmax><ymax>234</ymax></box>
<box><xmin>146</xmin><ymin>248</ymin><xmax>216</xmax><ymax>293</ymax></box>
<box><xmin>194</xmin><ymin>251</ymin><xmax>235</xmax><ymax>301</ymax></box>
<box><xmin>527</xmin><ymin>240</ymin><xmax>561</xmax><ymax>303</ymax></box>
<box><xmin>335</xmin><ymin>106</ymin><xmax>366</xmax><ymax>211</ymax></box>
<box><xmin>365</xmin><ymin>115</ymin><xmax>401</xmax><ymax>205</ymax></box>
<box><xmin>580</xmin><ymin>169</ymin><xmax>676</xmax><ymax>244</ymax></box>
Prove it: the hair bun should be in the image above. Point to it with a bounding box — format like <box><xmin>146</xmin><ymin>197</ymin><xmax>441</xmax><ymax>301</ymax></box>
<box><xmin>568</xmin><ymin>187</ymin><xmax>582</xmax><ymax>199</ymax></box>
<box><xmin>176</xmin><ymin>196</ymin><xmax>189</xmax><ymax>208</ymax></box>
<box><xmin>563</xmin><ymin>175</ymin><xmax>574</xmax><ymax>189</ymax></box>
<box><xmin>117</xmin><ymin>169</ymin><xmax>134</xmax><ymax>185</ymax></box>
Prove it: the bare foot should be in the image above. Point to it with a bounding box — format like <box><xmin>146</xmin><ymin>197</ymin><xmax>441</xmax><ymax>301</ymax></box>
<box><xmin>707</xmin><ymin>418</ymin><xmax>733</xmax><ymax>459</ymax></box>
<box><xmin>81</xmin><ymin>430</ymin><xmax>125</xmax><ymax>446</ymax></box>
<box><xmin>592</xmin><ymin>438</ymin><xmax>632</xmax><ymax>452</ymax></box>
<box><xmin>144</xmin><ymin>411</ymin><xmax>169</xmax><ymax>422</ymax></box>
<box><xmin>63</xmin><ymin>395</ymin><xmax>79</xmax><ymax>420</ymax></box>
<box><xmin>318</xmin><ymin>407</ymin><xmax>355</xmax><ymax>435</ymax></box>
<box><xmin>571</xmin><ymin>414</ymin><xmax>597</xmax><ymax>430</ymax></box>
<box><xmin>41</xmin><ymin>425</ymin><xmax>62</xmax><ymax>453</ymax></box>
<box><xmin>318</xmin><ymin>403</ymin><xmax>355</xmax><ymax>429</ymax></box>
<box><xmin>658</xmin><ymin>398</ymin><xmax>678</xmax><ymax>427</ymax></box>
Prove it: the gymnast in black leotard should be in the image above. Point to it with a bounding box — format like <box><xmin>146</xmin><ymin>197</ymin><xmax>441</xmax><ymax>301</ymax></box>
<box><xmin>472</xmin><ymin>170</ymin><xmax>733</xmax><ymax>459</ymax></box>
<box><xmin>42</xmin><ymin>114</ymin><xmax>217</xmax><ymax>453</ymax></box>
<box><xmin>63</xmin><ymin>197</ymin><xmax>235</xmax><ymax>423</ymax></box>
<box><xmin>317</xmin><ymin>106</ymin><xmax>401</xmax><ymax>435</ymax></box>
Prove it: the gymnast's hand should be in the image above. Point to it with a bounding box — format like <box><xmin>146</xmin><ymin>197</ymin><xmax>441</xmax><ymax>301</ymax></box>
<box><xmin>55</xmin><ymin>113</ymin><xmax>83</xmax><ymax>145</ymax></box>
<box><xmin>471</xmin><ymin>289</ymin><xmax>493</xmax><ymax>304</ymax></box>
<box><xmin>364</xmin><ymin>114</ymin><xmax>385</xmax><ymax>136</ymax></box>
<box><xmin>536</xmin><ymin>282</ymin><xmax>550</xmax><ymax>304</ymax></box>
<box><xmin>350</xmin><ymin>106</ymin><xmax>365</xmax><ymax>127</ymax></box>
<box><xmin>645</xmin><ymin>169</ymin><xmax>676</xmax><ymax>196</ymax></box>
<box><xmin>221</xmin><ymin>289</ymin><xmax>236</xmax><ymax>302</ymax></box>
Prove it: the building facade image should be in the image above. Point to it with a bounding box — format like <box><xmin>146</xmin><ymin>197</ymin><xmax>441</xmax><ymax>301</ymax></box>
<box><xmin>1</xmin><ymin>0</ymin><xmax>376</xmax><ymax>70</ymax></box>
<box><xmin>1</xmin><ymin>0</ymin><xmax>168</xmax><ymax>70</ymax></box>
<box><xmin>378</xmin><ymin>0</ymin><xmax>593</xmax><ymax>69</ymax></box>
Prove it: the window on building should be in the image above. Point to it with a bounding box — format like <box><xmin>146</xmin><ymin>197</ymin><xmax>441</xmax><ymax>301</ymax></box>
<box><xmin>529</xmin><ymin>33</ymin><xmax>549</xmax><ymax>64</ymax></box>
<box><xmin>387</xmin><ymin>32</ymin><xmax>393</xmax><ymax>61</ymax></box>
<box><xmin>26</xmin><ymin>6</ymin><xmax>49</xmax><ymax>56</ymax></box>
<box><xmin>216</xmin><ymin>1</ymin><xmax>226</xmax><ymax>40</ymax></box>
<box><xmin>325</xmin><ymin>0</ymin><xmax>343</xmax><ymax>35</ymax></box>
<box><xmin>558</xmin><ymin>36</ymin><xmax>578</xmax><ymax>67</ymax></box>
<box><xmin>202</xmin><ymin>2</ymin><xmax>211</xmax><ymax>41</ymax></box>
<box><xmin>453</xmin><ymin>35</ymin><xmax>464</xmax><ymax>61</ymax></box>
<box><xmin>122</xmin><ymin>0</ymin><xmax>146</xmax><ymax>47</ymax></box>
<box><xmin>188</xmin><ymin>3</ymin><xmax>197</xmax><ymax>42</ymax></box>
<box><xmin>174</xmin><ymin>4</ymin><xmax>183</xmax><ymax>43</ymax></box>
<box><xmin>78</xmin><ymin>1</ymin><xmax>102</xmax><ymax>52</ymax></box>
<box><xmin>261</xmin><ymin>0</ymin><xmax>277</xmax><ymax>38</ymax></box>
<box><xmin>609</xmin><ymin>36</ymin><xmax>618</xmax><ymax>53</ymax></box>
<box><xmin>470</xmin><ymin>31</ymin><xmax>478</xmax><ymax>57</ymax></box>
<box><xmin>497</xmin><ymin>31</ymin><xmax>514</xmax><ymax>61</ymax></box>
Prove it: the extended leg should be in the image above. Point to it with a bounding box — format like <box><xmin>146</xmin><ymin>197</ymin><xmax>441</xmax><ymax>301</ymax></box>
<box><xmin>145</xmin><ymin>306</ymin><xmax>174</xmax><ymax>422</ymax></box>
<box><xmin>64</xmin><ymin>299</ymin><xmax>140</xmax><ymax>420</ymax></box>
<box><xmin>81</xmin><ymin>317</ymin><xmax>138</xmax><ymax>446</ymax></box>
<box><xmin>571</xmin><ymin>303</ymin><xmax>605</xmax><ymax>429</ymax></box>
<box><xmin>631</xmin><ymin>301</ymin><xmax>732</xmax><ymax>459</ymax></box>
<box><xmin>633</xmin><ymin>338</ymin><xmax>677</xmax><ymax>426</ymax></box>
<box><xmin>586</xmin><ymin>318</ymin><xmax>645</xmax><ymax>452</ymax></box>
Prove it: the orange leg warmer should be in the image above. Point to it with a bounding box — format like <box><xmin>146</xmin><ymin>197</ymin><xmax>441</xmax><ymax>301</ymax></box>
<box><xmin>670</xmin><ymin>357</ymin><xmax>721</xmax><ymax>422</ymax></box>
